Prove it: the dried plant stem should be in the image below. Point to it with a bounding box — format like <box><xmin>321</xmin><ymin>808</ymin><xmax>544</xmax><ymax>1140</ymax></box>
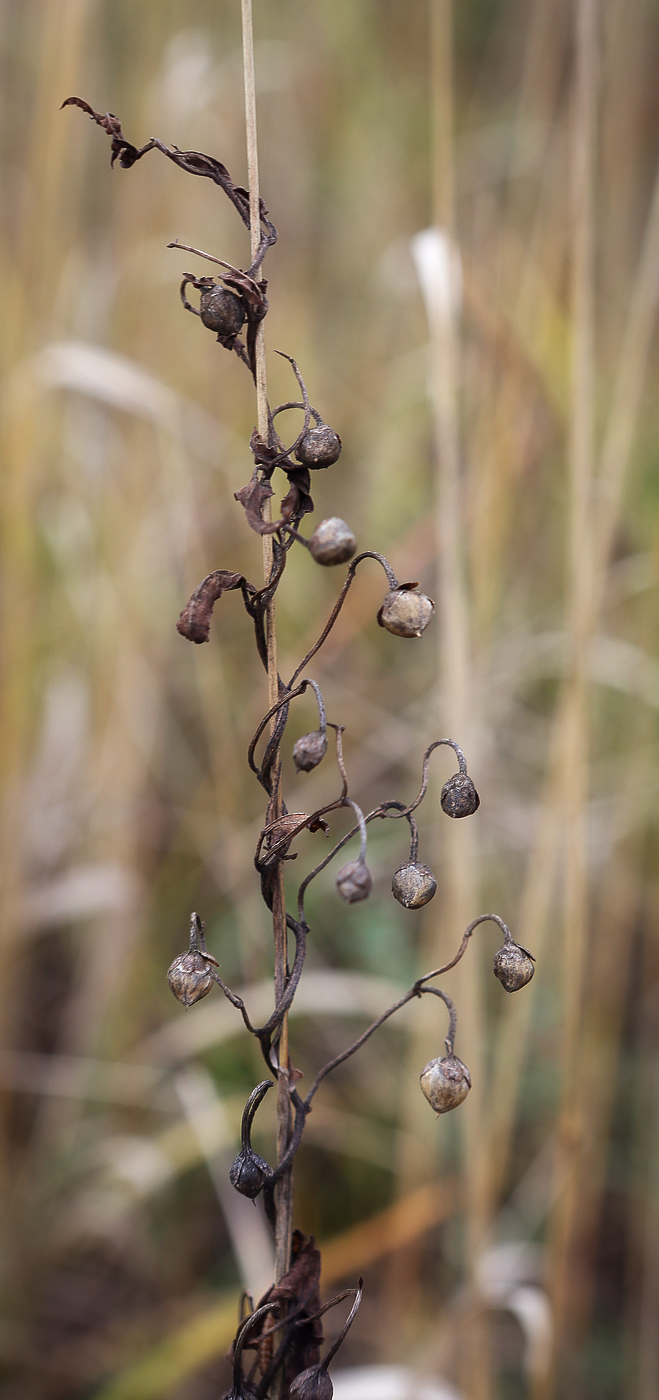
<box><xmin>240</xmin><ymin>0</ymin><xmax>292</xmax><ymax>1288</ymax></box>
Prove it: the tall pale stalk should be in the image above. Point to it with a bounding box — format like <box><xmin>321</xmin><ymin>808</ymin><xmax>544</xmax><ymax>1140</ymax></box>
<box><xmin>240</xmin><ymin>0</ymin><xmax>293</xmax><ymax>1287</ymax></box>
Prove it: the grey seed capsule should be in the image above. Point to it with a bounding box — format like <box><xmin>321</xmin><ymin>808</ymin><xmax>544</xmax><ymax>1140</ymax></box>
<box><xmin>167</xmin><ymin>950</ymin><xmax>214</xmax><ymax>1007</ymax></box>
<box><xmin>392</xmin><ymin>862</ymin><xmax>437</xmax><ymax>909</ymax></box>
<box><xmin>289</xmin><ymin>1366</ymin><xmax>333</xmax><ymax>1400</ymax></box>
<box><xmin>293</xmin><ymin>730</ymin><xmax>328</xmax><ymax>772</ymax></box>
<box><xmin>336</xmin><ymin>859</ymin><xmax>372</xmax><ymax>904</ymax></box>
<box><xmin>199</xmin><ymin>286</ymin><xmax>245</xmax><ymax>337</ymax></box>
<box><xmin>440</xmin><ymin>772</ymin><xmax>480</xmax><ymax>819</ymax></box>
<box><xmin>493</xmin><ymin>942</ymin><xmax>535</xmax><ymax>993</ymax></box>
<box><xmin>309</xmin><ymin>517</ymin><xmax>356</xmax><ymax>566</ymax></box>
<box><xmin>420</xmin><ymin>1054</ymin><xmax>472</xmax><ymax>1113</ymax></box>
<box><xmin>295</xmin><ymin>423</ymin><xmax>342</xmax><ymax>469</ymax></box>
<box><xmin>377</xmin><ymin>588</ymin><xmax>435</xmax><ymax>638</ymax></box>
<box><xmin>229</xmin><ymin>1147</ymin><xmax>271</xmax><ymax>1199</ymax></box>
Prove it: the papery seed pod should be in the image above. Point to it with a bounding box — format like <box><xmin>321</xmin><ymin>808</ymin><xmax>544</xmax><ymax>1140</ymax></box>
<box><xmin>377</xmin><ymin>586</ymin><xmax>435</xmax><ymax>638</ymax></box>
<box><xmin>420</xmin><ymin>1054</ymin><xmax>472</xmax><ymax>1113</ymax></box>
<box><xmin>289</xmin><ymin>1366</ymin><xmax>334</xmax><ymax>1400</ymax></box>
<box><xmin>293</xmin><ymin>730</ymin><xmax>328</xmax><ymax>772</ymax></box>
<box><xmin>392</xmin><ymin>861</ymin><xmax>437</xmax><ymax>909</ymax></box>
<box><xmin>295</xmin><ymin>422</ymin><xmax>342</xmax><ymax>469</ymax></box>
<box><xmin>440</xmin><ymin>771</ymin><xmax>480</xmax><ymax>819</ymax></box>
<box><xmin>493</xmin><ymin>941</ymin><xmax>535</xmax><ymax>993</ymax></box>
<box><xmin>199</xmin><ymin>285</ymin><xmax>245</xmax><ymax>337</ymax></box>
<box><xmin>167</xmin><ymin>950</ymin><xmax>214</xmax><ymax>1007</ymax></box>
<box><xmin>309</xmin><ymin>518</ymin><xmax>356</xmax><ymax>566</ymax></box>
<box><xmin>229</xmin><ymin>1146</ymin><xmax>271</xmax><ymax>1199</ymax></box>
<box><xmin>336</xmin><ymin>859</ymin><xmax>372</xmax><ymax>904</ymax></box>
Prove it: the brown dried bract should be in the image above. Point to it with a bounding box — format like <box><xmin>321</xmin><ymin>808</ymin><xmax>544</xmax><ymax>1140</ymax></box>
<box><xmin>177</xmin><ymin>570</ymin><xmax>248</xmax><ymax>644</ymax></box>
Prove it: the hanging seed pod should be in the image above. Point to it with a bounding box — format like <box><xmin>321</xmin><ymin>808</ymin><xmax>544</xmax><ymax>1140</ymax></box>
<box><xmin>420</xmin><ymin>1054</ymin><xmax>472</xmax><ymax>1113</ymax></box>
<box><xmin>229</xmin><ymin>1146</ymin><xmax>271</xmax><ymax>1199</ymax></box>
<box><xmin>336</xmin><ymin>859</ymin><xmax>372</xmax><ymax>903</ymax></box>
<box><xmin>377</xmin><ymin>585</ymin><xmax>435</xmax><ymax>638</ymax></box>
<box><xmin>290</xmin><ymin>1279</ymin><xmax>363</xmax><ymax>1400</ymax></box>
<box><xmin>229</xmin><ymin>1081</ymin><xmax>273</xmax><ymax>1199</ymax></box>
<box><xmin>440</xmin><ymin>771</ymin><xmax>480</xmax><ymax>819</ymax></box>
<box><xmin>392</xmin><ymin>861</ymin><xmax>437</xmax><ymax>910</ymax></box>
<box><xmin>295</xmin><ymin>421</ymin><xmax>342</xmax><ymax>469</ymax></box>
<box><xmin>289</xmin><ymin>1368</ymin><xmax>334</xmax><ymax>1400</ymax></box>
<box><xmin>199</xmin><ymin>284</ymin><xmax>245</xmax><ymax>338</ymax></box>
<box><xmin>493</xmin><ymin>941</ymin><xmax>535</xmax><ymax>993</ymax></box>
<box><xmin>293</xmin><ymin>730</ymin><xmax>328</xmax><ymax>772</ymax></box>
<box><xmin>167</xmin><ymin>950</ymin><xmax>213</xmax><ymax>1007</ymax></box>
<box><xmin>309</xmin><ymin>517</ymin><xmax>356</xmax><ymax>566</ymax></box>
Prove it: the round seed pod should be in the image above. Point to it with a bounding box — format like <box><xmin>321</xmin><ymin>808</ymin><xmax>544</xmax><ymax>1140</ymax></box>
<box><xmin>336</xmin><ymin>859</ymin><xmax>372</xmax><ymax>904</ymax></box>
<box><xmin>309</xmin><ymin>518</ymin><xmax>356</xmax><ymax>566</ymax></box>
<box><xmin>493</xmin><ymin>941</ymin><xmax>535</xmax><ymax>993</ymax></box>
<box><xmin>295</xmin><ymin>423</ymin><xmax>342</xmax><ymax>469</ymax></box>
<box><xmin>420</xmin><ymin>1054</ymin><xmax>472</xmax><ymax>1114</ymax></box>
<box><xmin>377</xmin><ymin>587</ymin><xmax>435</xmax><ymax>638</ymax></box>
<box><xmin>167</xmin><ymin>950</ymin><xmax>214</xmax><ymax>1007</ymax></box>
<box><xmin>440</xmin><ymin>772</ymin><xmax>480</xmax><ymax>819</ymax></box>
<box><xmin>293</xmin><ymin>729</ymin><xmax>328</xmax><ymax>773</ymax></box>
<box><xmin>392</xmin><ymin>862</ymin><xmax>437</xmax><ymax>909</ymax></box>
<box><xmin>289</xmin><ymin>1366</ymin><xmax>333</xmax><ymax>1400</ymax></box>
<box><xmin>229</xmin><ymin>1147</ymin><xmax>271</xmax><ymax>1199</ymax></box>
<box><xmin>199</xmin><ymin>285</ymin><xmax>245</xmax><ymax>338</ymax></box>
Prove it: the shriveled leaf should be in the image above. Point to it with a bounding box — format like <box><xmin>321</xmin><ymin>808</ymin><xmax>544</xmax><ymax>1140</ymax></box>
<box><xmin>235</xmin><ymin>471</ymin><xmax>275</xmax><ymax>535</ymax></box>
<box><xmin>177</xmin><ymin>570</ymin><xmax>246</xmax><ymax>644</ymax></box>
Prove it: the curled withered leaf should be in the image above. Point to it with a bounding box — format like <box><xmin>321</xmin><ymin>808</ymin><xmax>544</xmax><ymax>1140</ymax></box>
<box><xmin>280</xmin><ymin>468</ymin><xmax>314</xmax><ymax>525</ymax></box>
<box><xmin>235</xmin><ymin>471</ymin><xmax>275</xmax><ymax>536</ymax></box>
<box><xmin>177</xmin><ymin>570</ymin><xmax>246</xmax><ymax>644</ymax></box>
<box><xmin>62</xmin><ymin>97</ymin><xmax>277</xmax><ymax>274</ymax></box>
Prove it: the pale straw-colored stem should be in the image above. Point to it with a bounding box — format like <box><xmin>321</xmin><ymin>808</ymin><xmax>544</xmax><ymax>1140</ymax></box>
<box><xmin>240</xmin><ymin>0</ymin><xmax>293</xmax><ymax>1290</ymax></box>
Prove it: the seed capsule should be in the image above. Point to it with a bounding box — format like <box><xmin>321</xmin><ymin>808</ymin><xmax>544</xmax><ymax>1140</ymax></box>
<box><xmin>289</xmin><ymin>1366</ymin><xmax>334</xmax><ymax>1400</ymax></box>
<box><xmin>295</xmin><ymin>422</ymin><xmax>342</xmax><ymax>469</ymax></box>
<box><xmin>309</xmin><ymin>517</ymin><xmax>356</xmax><ymax>566</ymax></box>
<box><xmin>377</xmin><ymin>586</ymin><xmax>435</xmax><ymax>638</ymax></box>
<box><xmin>293</xmin><ymin>729</ymin><xmax>328</xmax><ymax>772</ymax></box>
<box><xmin>392</xmin><ymin>862</ymin><xmax>437</xmax><ymax>909</ymax></box>
<box><xmin>336</xmin><ymin>859</ymin><xmax>372</xmax><ymax>904</ymax></box>
<box><xmin>229</xmin><ymin>1146</ymin><xmax>271</xmax><ymax>1199</ymax></box>
<box><xmin>199</xmin><ymin>285</ymin><xmax>245</xmax><ymax>338</ymax></box>
<box><xmin>493</xmin><ymin>941</ymin><xmax>535</xmax><ymax>993</ymax></box>
<box><xmin>420</xmin><ymin>1054</ymin><xmax>472</xmax><ymax>1113</ymax></box>
<box><xmin>440</xmin><ymin>772</ymin><xmax>480</xmax><ymax>819</ymax></box>
<box><xmin>167</xmin><ymin>950</ymin><xmax>214</xmax><ymax>1007</ymax></box>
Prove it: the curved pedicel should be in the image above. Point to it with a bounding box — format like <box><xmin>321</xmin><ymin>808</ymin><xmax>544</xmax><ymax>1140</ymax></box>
<box><xmin>248</xmin><ymin>678</ymin><xmax>326</xmax><ymax>781</ymax></box>
<box><xmin>288</xmin><ymin>551</ymin><xmax>399</xmax><ymax>690</ymax></box>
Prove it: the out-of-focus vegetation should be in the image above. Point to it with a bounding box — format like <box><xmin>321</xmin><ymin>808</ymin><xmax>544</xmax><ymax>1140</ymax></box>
<box><xmin>1</xmin><ymin>1</ymin><xmax>659</xmax><ymax>1397</ymax></box>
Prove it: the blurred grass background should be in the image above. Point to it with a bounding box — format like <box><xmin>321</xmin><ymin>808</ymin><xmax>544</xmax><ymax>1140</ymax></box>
<box><xmin>1</xmin><ymin>1</ymin><xmax>659</xmax><ymax>1397</ymax></box>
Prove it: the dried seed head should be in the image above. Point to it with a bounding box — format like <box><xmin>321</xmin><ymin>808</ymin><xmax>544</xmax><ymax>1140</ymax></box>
<box><xmin>289</xmin><ymin>1366</ymin><xmax>333</xmax><ymax>1400</ymax></box>
<box><xmin>392</xmin><ymin>862</ymin><xmax>437</xmax><ymax>909</ymax></box>
<box><xmin>377</xmin><ymin>586</ymin><xmax>435</xmax><ymax>638</ymax></box>
<box><xmin>295</xmin><ymin>423</ymin><xmax>342</xmax><ymax>469</ymax></box>
<box><xmin>440</xmin><ymin>772</ymin><xmax>480</xmax><ymax>819</ymax></box>
<box><xmin>229</xmin><ymin>1147</ymin><xmax>271</xmax><ymax>1199</ymax></box>
<box><xmin>420</xmin><ymin>1054</ymin><xmax>472</xmax><ymax>1113</ymax></box>
<box><xmin>493</xmin><ymin>942</ymin><xmax>535</xmax><ymax>993</ymax></box>
<box><xmin>167</xmin><ymin>950</ymin><xmax>214</xmax><ymax>1007</ymax></box>
<box><xmin>199</xmin><ymin>285</ymin><xmax>245</xmax><ymax>337</ymax></box>
<box><xmin>336</xmin><ymin>859</ymin><xmax>372</xmax><ymax>904</ymax></box>
<box><xmin>309</xmin><ymin>517</ymin><xmax>357</xmax><ymax>566</ymax></box>
<box><xmin>293</xmin><ymin>729</ymin><xmax>328</xmax><ymax>773</ymax></box>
